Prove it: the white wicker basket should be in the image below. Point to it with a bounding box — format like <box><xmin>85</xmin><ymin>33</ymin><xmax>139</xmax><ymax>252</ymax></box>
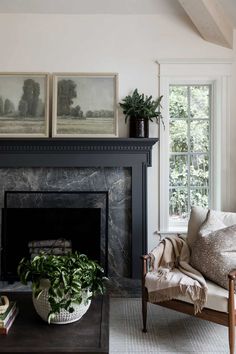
<box><xmin>32</xmin><ymin>279</ymin><xmax>91</xmax><ymax>324</ymax></box>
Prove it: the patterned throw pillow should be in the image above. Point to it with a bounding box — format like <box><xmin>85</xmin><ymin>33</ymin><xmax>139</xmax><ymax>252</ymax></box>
<box><xmin>190</xmin><ymin>212</ymin><xmax>236</xmax><ymax>290</ymax></box>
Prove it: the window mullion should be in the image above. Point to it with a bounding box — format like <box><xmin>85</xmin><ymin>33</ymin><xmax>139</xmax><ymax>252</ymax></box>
<box><xmin>187</xmin><ymin>86</ymin><xmax>191</xmax><ymax>215</ymax></box>
<box><xmin>208</xmin><ymin>86</ymin><xmax>212</xmax><ymax>208</ymax></box>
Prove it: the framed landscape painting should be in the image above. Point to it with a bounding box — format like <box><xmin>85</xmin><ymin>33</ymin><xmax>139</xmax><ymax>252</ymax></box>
<box><xmin>0</xmin><ymin>73</ymin><xmax>49</xmax><ymax>137</ymax></box>
<box><xmin>52</xmin><ymin>73</ymin><xmax>118</xmax><ymax>137</ymax></box>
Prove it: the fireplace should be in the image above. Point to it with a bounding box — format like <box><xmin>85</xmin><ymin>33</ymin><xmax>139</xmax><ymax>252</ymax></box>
<box><xmin>0</xmin><ymin>138</ymin><xmax>157</xmax><ymax>293</ymax></box>
<box><xmin>2</xmin><ymin>191</ymin><xmax>108</xmax><ymax>281</ymax></box>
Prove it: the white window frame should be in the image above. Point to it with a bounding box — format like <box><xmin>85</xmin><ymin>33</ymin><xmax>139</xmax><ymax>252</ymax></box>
<box><xmin>158</xmin><ymin>59</ymin><xmax>231</xmax><ymax>233</ymax></box>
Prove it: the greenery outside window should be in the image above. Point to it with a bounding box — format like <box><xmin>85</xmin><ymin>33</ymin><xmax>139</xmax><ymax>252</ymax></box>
<box><xmin>168</xmin><ymin>85</ymin><xmax>211</xmax><ymax>228</ymax></box>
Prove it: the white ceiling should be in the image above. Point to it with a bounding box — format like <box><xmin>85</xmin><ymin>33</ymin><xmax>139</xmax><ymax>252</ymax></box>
<box><xmin>0</xmin><ymin>0</ymin><xmax>185</xmax><ymax>15</ymax></box>
<box><xmin>0</xmin><ymin>0</ymin><xmax>234</xmax><ymax>29</ymax></box>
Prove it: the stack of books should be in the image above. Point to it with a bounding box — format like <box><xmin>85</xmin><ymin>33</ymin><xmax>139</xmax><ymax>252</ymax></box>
<box><xmin>0</xmin><ymin>301</ymin><xmax>19</xmax><ymax>335</ymax></box>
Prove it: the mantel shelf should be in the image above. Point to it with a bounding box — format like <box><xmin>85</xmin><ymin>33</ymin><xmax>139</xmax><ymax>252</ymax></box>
<box><xmin>0</xmin><ymin>137</ymin><xmax>157</xmax><ymax>149</ymax></box>
<box><xmin>0</xmin><ymin>138</ymin><xmax>158</xmax><ymax>167</ymax></box>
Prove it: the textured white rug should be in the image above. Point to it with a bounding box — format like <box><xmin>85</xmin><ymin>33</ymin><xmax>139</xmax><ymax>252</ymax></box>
<box><xmin>109</xmin><ymin>298</ymin><xmax>229</xmax><ymax>354</ymax></box>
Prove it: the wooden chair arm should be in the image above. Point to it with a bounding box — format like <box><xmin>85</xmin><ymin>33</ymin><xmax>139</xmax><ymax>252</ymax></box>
<box><xmin>141</xmin><ymin>255</ymin><xmax>151</xmax><ymax>298</ymax></box>
<box><xmin>141</xmin><ymin>255</ymin><xmax>151</xmax><ymax>275</ymax></box>
<box><xmin>141</xmin><ymin>255</ymin><xmax>151</xmax><ymax>261</ymax></box>
<box><xmin>228</xmin><ymin>270</ymin><xmax>236</xmax><ymax>281</ymax></box>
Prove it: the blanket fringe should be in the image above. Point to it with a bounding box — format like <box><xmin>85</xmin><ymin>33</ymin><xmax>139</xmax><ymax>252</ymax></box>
<box><xmin>148</xmin><ymin>284</ymin><xmax>207</xmax><ymax>314</ymax></box>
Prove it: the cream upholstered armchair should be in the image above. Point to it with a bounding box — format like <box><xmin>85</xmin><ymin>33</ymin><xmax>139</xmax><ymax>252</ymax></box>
<box><xmin>141</xmin><ymin>207</ymin><xmax>236</xmax><ymax>354</ymax></box>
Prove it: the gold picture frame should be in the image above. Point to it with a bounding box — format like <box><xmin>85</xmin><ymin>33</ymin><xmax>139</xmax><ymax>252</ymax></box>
<box><xmin>52</xmin><ymin>73</ymin><xmax>118</xmax><ymax>137</ymax></box>
<box><xmin>0</xmin><ymin>72</ymin><xmax>49</xmax><ymax>137</ymax></box>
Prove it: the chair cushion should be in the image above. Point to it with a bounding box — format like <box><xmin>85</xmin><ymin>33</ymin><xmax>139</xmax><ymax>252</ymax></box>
<box><xmin>176</xmin><ymin>279</ymin><xmax>233</xmax><ymax>313</ymax></box>
<box><xmin>190</xmin><ymin>211</ymin><xmax>236</xmax><ymax>290</ymax></box>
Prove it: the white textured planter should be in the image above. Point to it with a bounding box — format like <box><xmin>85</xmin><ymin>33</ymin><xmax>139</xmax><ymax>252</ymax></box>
<box><xmin>32</xmin><ymin>279</ymin><xmax>91</xmax><ymax>324</ymax></box>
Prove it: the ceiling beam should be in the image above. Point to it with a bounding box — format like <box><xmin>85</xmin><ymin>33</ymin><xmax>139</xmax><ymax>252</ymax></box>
<box><xmin>178</xmin><ymin>0</ymin><xmax>233</xmax><ymax>49</ymax></box>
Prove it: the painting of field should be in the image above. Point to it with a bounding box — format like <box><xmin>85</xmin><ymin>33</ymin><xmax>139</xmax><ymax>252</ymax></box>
<box><xmin>57</xmin><ymin>117</ymin><xmax>114</xmax><ymax>135</ymax></box>
<box><xmin>53</xmin><ymin>74</ymin><xmax>118</xmax><ymax>137</ymax></box>
<box><xmin>0</xmin><ymin>117</ymin><xmax>44</xmax><ymax>134</ymax></box>
<box><xmin>0</xmin><ymin>74</ymin><xmax>48</xmax><ymax>136</ymax></box>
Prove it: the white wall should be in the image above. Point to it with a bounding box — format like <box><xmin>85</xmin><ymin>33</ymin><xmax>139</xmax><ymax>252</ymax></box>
<box><xmin>0</xmin><ymin>13</ymin><xmax>235</xmax><ymax>251</ymax></box>
<box><xmin>230</xmin><ymin>31</ymin><xmax>236</xmax><ymax>212</ymax></box>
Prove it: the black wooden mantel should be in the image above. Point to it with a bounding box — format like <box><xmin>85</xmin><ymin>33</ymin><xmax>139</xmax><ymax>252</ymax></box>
<box><xmin>0</xmin><ymin>138</ymin><xmax>158</xmax><ymax>278</ymax></box>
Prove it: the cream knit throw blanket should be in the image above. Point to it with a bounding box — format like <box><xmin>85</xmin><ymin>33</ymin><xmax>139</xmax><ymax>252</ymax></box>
<box><xmin>145</xmin><ymin>236</ymin><xmax>208</xmax><ymax>314</ymax></box>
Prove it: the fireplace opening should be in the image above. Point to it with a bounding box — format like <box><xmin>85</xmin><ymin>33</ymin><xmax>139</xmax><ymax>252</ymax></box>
<box><xmin>1</xmin><ymin>191</ymin><xmax>108</xmax><ymax>281</ymax></box>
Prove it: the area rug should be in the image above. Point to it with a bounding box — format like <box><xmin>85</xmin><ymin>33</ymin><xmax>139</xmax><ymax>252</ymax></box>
<box><xmin>109</xmin><ymin>298</ymin><xmax>228</xmax><ymax>353</ymax></box>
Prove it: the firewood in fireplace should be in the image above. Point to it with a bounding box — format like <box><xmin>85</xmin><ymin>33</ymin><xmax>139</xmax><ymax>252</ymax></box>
<box><xmin>28</xmin><ymin>239</ymin><xmax>72</xmax><ymax>258</ymax></box>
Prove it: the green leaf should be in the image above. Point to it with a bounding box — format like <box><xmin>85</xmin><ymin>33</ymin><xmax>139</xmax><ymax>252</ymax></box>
<box><xmin>47</xmin><ymin>312</ymin><xmax>55</xmax><ymax>324</ymax></box>
<box><xmin>34</xmin><ymin>289</ymin><xmax>43</xmax><ymax>299</ymax></box>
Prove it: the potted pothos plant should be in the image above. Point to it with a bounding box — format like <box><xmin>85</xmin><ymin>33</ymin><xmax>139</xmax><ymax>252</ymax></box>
<box><xmin>119</xmin><ymin>89</ymin><xmax>163</xmax><ymax>138</ymax></box>
<box><xmin>18</xmin><ymin>252</ymin><xmax>105</xmax><ymax>324</ymax></box>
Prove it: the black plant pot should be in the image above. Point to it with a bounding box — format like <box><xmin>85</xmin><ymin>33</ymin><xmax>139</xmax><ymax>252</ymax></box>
<box><xmin>129</xmin><ymin>118</ymin><xmax>149</xmax><ymax>138</ymax></box>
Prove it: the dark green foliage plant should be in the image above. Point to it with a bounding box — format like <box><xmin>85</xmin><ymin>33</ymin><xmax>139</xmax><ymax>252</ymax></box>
<box><xmin>18</xmin><ymin>252</ymin><xmax>105</xmax><ymax>323</ymax></box>
<box><xmin>119</xmin><ymin>89</ymin><xmax>163</xmax><ymax>123</ymax></box>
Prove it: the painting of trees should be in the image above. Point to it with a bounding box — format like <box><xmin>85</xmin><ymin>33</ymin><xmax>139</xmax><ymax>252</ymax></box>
<box><xmin>4</xmin><ymin>99</ymin><xmax>15</xmax><ymax>115</ymax></box>
<box><xmin>0</xmin><ymin>97</ymin><xmax>3</xmax><ymax>116</ymax></box>
<box><xmin>18</xmin><ymin>79</ymin><xmax>43</xmax><ymax>117</ymax></box>
<box><xmin>57</xmin><ymin>79</ymin><xmax>77</xmax><ymax>116</ymax></box>
<box><xmin>0</xmin><ymin>74</ymin><xmax>48</xmax><ymax>136</ymax></box>
<box><xmin>71</xmin><ymin>105</ymin><xmax>83</xmax><ymax>118</ymax></box>
<box><xmin>53</xmin><ymin>74</ymin><xmax>117</xmax><ymax>137</ymax></box>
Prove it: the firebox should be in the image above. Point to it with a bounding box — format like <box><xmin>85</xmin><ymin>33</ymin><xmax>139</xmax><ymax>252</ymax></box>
<box><xmin>1</xmin><ymin>191</ymin><xmax>108</xmax><ymax>281</ymax></box>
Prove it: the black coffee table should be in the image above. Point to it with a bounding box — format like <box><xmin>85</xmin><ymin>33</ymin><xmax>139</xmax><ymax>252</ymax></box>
<box><xmin>0</xmin><ymin>292</ymin><xmax>109</xmax><ymax>353</ymax></box>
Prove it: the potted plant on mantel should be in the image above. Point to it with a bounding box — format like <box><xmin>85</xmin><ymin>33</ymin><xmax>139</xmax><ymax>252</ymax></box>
<box><xmin>18</xmin><ymin>252</ymin><xmax>105</xmax><ymax>324</ymax></box>
<box><xmin>119</xmin><ymin>89</ymin><xmax>163</xmax><ymax>138</ymax></box>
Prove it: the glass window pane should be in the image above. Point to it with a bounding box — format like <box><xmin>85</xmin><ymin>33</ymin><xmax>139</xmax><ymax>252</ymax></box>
<box><xmin>190</xmin><ymin>86</ymin><xmax>210</xmax><ymax>118</ymax></box>
<box><xmin>170</xmin><ymin>120</ymin><xmax>188</xmax><ymax>152</ymax></box>
<box><xmin>169</xmin><ymin>155</ymin><xmax>188</xmax><ymax>187</ymax></box>
<box><xmin>169</xmin><ymin>86</ymin><xmax>188</xmax><ymax>118</ymax></box>
<box><xmin>190</xmin><ymin>120</ymin><xmax>209</xmax><ymax>152</ymax></box>
<box><xmin>168</xmin><ymin>84</ymin><xmax>211</xmax><ymax>226</ymax></box>
<box><xmin>190</xmin><ymin>154</ymin><xmax>209</xmax><ymax>186</ymax></box>
<box><xmin>190</xmin><ymin>188</ymin><xmax>209</xmax><ymax>208</ymax></box>
<box><xmin>169</xmin><ymin>188</ymin><xmax>188</xmax><ymax>221</ymax></box>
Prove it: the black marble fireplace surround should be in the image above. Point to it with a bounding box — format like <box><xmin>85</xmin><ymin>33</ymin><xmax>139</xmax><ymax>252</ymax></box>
<box><xmin>0</xmin><ymin>138</ymin><xmax>157</xmax><ymax>293</ymax></box>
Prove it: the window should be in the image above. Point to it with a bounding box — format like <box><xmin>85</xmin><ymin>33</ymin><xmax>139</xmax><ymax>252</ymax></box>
<box><xmin>169</xmin><ymin>85</ymin><xmax>211</xmax><ymax>228</ymax></box>
<box><xmin>158</xmin><ymin>60</ymin><xmax>231</xmax><ymax>233</ymax></box>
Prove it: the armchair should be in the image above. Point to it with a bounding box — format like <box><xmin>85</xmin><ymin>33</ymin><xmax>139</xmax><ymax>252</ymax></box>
<box><xmin>142</xmin><ymin>207</ymin><xmax>236</xmax><ymax>354</ymax></box>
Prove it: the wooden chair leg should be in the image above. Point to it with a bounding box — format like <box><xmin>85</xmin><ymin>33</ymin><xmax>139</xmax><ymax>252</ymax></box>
<box><xmin>141</xmin><ymin>255</ymin><xmax>150</xmax><ymax>333</ymax></box>
<box><xmin>229</xmin><ymin>322</ymin><xmax>235</xmax><ymax>354</ymax></box>
<box><xmin>228</xmin><ymin>278</ymin><xmax>235</xmax><ymax>354</ymax></box>
<box><xmin>142</xmin><ymin>297</ymin><xmax>147</xmax><ymax>333</ymax></box>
